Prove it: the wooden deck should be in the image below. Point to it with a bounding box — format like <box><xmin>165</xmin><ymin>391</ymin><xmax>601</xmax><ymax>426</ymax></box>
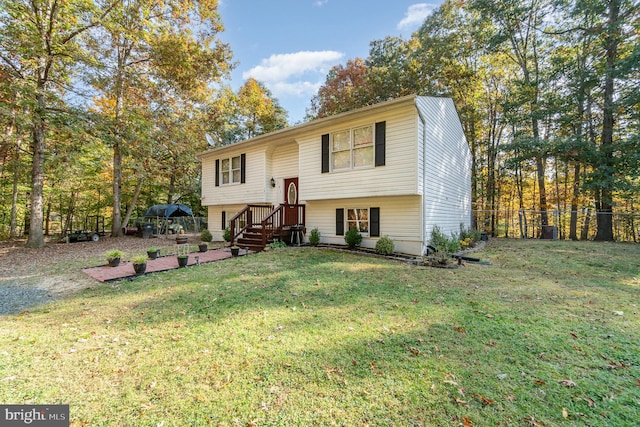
<box><xmin>82</xmin><ymin>248</ymin><xmax>248</xmax><ymax>282</ymax></box>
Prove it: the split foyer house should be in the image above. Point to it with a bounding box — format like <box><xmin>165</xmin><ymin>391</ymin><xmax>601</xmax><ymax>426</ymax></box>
<box><xmin>197</xmin><ymin>94</ymin><xmax>472</xmax><ymax>256</ymax></box>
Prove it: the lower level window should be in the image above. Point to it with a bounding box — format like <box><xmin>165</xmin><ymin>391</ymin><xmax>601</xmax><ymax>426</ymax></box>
<box><xmin>347</xmin><ymin>208</ymin><xmax>369</xmax><ymax>234</ymax></box>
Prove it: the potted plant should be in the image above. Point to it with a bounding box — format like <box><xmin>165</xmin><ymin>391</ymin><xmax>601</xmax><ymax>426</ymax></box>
<box><xmin>230</xmin><ymin>245</ymin><xmax>240</xmax><ymax>257</ymax></box>
<box><xmin>177</xmin><ymin>254</ymin><xmax>189</xmax><ymax>268</ymax></box>
<box><xmin>147</xmin><ymin>247</ymin><xmax>160</xmax><ymax>259</ymax></box>
<box><xmin>199</xmin><ymin>229</ymin><xmax>212</xmax><ymax>252</ymax></box>
<box><xmin>105</xmin><ymin>249</ymin><xmax>123</xmax><ymax>267</ymax></box>
<box><xmin>132</xmin><ymin>255</ymin><xmax>148</xmax><ymax>275</ymax></box>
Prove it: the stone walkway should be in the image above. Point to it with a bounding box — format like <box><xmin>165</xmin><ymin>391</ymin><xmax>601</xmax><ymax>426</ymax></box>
<box><xmin>82</xmin><ymin>248</ymin><xmax>246</xmax><ymax>282</ymax></box>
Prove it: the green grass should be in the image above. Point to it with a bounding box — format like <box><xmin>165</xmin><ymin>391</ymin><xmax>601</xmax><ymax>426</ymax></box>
<box><xmin>1</xmin><ymin>239</ymin><xmax>639</xmax><ymax>426</ymax></box>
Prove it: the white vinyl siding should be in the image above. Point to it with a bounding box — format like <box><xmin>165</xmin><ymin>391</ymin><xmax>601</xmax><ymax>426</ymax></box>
<box><xmin>299</xmin><ymin>106</ymin><xmax>419</xmax><ymax>201</ymax></box>
<box><xmin>207</xmin><ymin>204</ymin><xmax>246</xmax><ymax>241</ymax></box>
<box><xmin>200</xmin><ymin>148</ymin><xmax>266</xmax><ymax>206</ymax></box>
<box><xmin>305</xmin><ymin>196</ymin><xmax>422</xmax><ymax>255</ymax></box>
<box><xmin>268</xmin><ymin>142</ymin><xmax>299</xmax><ymax>205</ymax></box>
<box><xmin>417</xmin><ymin>97</ymin><xmax>472</xmax><ymax>250</ymax></box>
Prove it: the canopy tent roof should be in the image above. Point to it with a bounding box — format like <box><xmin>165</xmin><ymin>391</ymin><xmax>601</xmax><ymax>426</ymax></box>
<box><xmin>144</xmin><ymin>203</ymin><xmax>193</xmax><ymax>218</ymax></box>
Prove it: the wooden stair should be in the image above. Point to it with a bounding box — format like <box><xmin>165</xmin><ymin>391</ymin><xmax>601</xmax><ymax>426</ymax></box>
<box><xmin>236</xmin><ymin>227</ymin><xmax>273</xmax><ymax>251</ymax></box>
<box><xmin>230</xmin><ymin>203</ymin><xmax>306</xmax><ymax>252</ymax></box>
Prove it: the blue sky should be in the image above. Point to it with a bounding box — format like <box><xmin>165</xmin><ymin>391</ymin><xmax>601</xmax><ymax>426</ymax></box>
<box><xmin>217</xmin><ymin>1</ymin><xmax>440</xmax><ymax>124</ymax></box>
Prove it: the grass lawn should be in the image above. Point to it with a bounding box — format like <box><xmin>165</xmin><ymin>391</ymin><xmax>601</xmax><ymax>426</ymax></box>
<box><xmin>1</xmin><ymin>239</ymin><xmax>638</xmax><ymax>426</ymax></box>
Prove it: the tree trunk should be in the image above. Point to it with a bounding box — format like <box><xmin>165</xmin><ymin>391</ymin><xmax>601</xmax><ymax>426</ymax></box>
<box><xmin>595</xmin><ymin>0</ymin><xmax>619</xmax><ymax>241</ymax></box>
<box><xmin>26</xmin><ymin>89</ymin><xmax>46</xmax><ymax>248</ymax></box>
<box><xmin>122</xmin><ymin>178</ymin><xmax>144</xmax><ymax>228</ymax></box>
<box><xmin>111</xmin><ymin>47</ymin><xmax>126</xmax><ymax>237</ymax></box>
<box><xmin>111</xmin><ymin>141</ymin><xmax>123</xmax><ymax>236</ymax></box>
<box><xmin>569</xmin><ymin>163</ymin><xmax>581</xmax><ymax>240</ymax></box>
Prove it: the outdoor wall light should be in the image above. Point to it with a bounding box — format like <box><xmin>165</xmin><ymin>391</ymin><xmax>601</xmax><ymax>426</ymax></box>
<box><xmin>270</xmin><ymin>177</ymin><xmax>276</xmax><ymax>188</ymax></box>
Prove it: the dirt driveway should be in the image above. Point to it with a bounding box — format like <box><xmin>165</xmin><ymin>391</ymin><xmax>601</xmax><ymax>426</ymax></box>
<box><xmin>0</xmin><ymin>235</ymin><xmax>202</xmax><ymax>297</ymax></box>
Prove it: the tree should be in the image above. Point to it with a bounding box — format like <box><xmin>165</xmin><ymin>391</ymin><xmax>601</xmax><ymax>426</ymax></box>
<box><xmin>307</xmin><ymin>58</ymin><xmax>371</xmax><ymax>119</ymax></box>
<box><xmin>88</xmin><ymin>0</ymin><xmax>232</xmax><ymax>236</ymax></box>
<box><xmin>0</xmin><ymin>0</ymin><xmax>114</xmax><ymax>247</ymax></box>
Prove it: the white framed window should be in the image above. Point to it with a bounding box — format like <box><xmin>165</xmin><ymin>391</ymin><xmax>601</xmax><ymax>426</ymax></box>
<box><xmin>331</xmin><ymin>124</ymin><xmax>374</xmax><ymax>171</ymax></box>
<box><xmin>347</xmin><ymin>208</ymin><xmax>369</xmax><ymax>234</ymax></box>
<box><xmin>220</xmin><ymin>155</ymin><xmax>241</xmax><ymax>185</ymax></box>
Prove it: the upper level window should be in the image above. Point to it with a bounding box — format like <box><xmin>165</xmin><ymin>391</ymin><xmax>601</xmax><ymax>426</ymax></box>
<box><xmin>331</xmin><ymin>125</ymin><xmax>374</xmax><ymax>171</ymax></box>
<box><xmin>221</xmin><ymin>155</ymin><xmax>241</xmax><ymax>185</ymax></box>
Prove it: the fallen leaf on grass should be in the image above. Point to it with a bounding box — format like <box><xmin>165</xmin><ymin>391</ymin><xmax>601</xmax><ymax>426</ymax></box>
<box><xmin>408</xmin><ymin>346</ymin><xmax>421</xmax><ymax>356</ymax></box>
<box><xmin>570</xmin><ymin>332</ymin><xmax>579</xmax><ymax>339</ymax></box>
<box><xmin>534</xmin><ymin>379</ymin><xmax>546</xmax><ymax>386</ymax></box>
<box><xmin>581</xmin><ymin>397</ymin><xmax>595</xmax><ymax>407</ymax></box>
<box><xmin>454</xmin><ymin>398</ymin><xmax>467</xmax><ymax>405</ymax></box>
<box><xmin>444</xmin><ymin>379</ymin><xmax>458</xmax><ymax>386</ymax></box>
<box><xmin>558</xmin><ymin>379</ymin><xmax>576</xmax><ymax>387</ymax></box>
<box><xmin>462</xmin><ymin>416</ymin><xmax>473</xmax><ymax>426</ymax></box>
<box><xmin>562</xmin><ymin>408</ymin><xmax>569</xmax><ymax>419</ymax></box>
<box><xmin>472</xmin><ymin>393</ymin><xmax>496</xmax><ymax>405</ymax></box>
<box><xmin>522</xmin><ymin>415</ymin><xmax>542</xmax><ymax>425</ymax></box>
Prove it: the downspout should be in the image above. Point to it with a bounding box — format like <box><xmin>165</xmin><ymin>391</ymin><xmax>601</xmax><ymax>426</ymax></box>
<box><xmin>416</xmin><ymin>102</ymin><xmax>428</xmax><ymax>255</ymax></box>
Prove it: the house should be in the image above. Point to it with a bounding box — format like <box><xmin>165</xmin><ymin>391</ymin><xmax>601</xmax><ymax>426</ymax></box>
<box><xmin>197</xmin><ymin>94</ymin><xmax>472</xmax><ymax>256</ymax></box>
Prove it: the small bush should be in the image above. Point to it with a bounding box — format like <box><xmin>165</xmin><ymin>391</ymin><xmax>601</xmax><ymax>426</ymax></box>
<box><xmin>459</xmin><ymin>223</ymin><xmax>481</xmax><ymax>243</ymax></box>
<box><xmin>344</xmin><ymin>228</ymin><xmax>362</xmax><ymax>249</ymax></box>
<box><xmin>269</xmin><ymin>239</ymin><xmax>287</xmax><ymax>249</ymax></box>
<box><xmin>222</xmin><ymin>227</ymin><xmax>231</xmax><ymax>242</ymax></box>
<box><xmin>430</xmin><ymin>226</ymin><xmax>460</xmax><ymax>254</ymax></box>
<box><xmin>200</xmin><ymin>229</ymin><xmax>213</xmax><ymax>243</ymax></box>
<box><xmin>375</xmin><ymin>236</ymin><xmax>394</xmax><ymax>255</ymax></box>
<box><xmin>309</xmin><ymin>228</ymin><xmax>320</xmax><ymax>246</ymax></box>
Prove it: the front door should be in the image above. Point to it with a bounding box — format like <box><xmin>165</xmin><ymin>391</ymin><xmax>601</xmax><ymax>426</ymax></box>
<box><xmin>283</xmin><ymin>177</ymin><xmax>299</xmax><ymax>226</ymax></box>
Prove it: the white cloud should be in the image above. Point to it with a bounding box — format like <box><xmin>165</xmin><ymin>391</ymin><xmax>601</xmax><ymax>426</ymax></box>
<box><xmin>397</xmin><ymin>3</ymin><xmax>434</xmax><ymax>31</ymax></box>
<box><xmin>313</xmin><ymin>0</ymin><xmax>328</xmax><ymax>6</ymax></box>
<box><xmin>243</xmin><ymin>50</ymin><xmax>344</xmax><ymax>97</ymax></box>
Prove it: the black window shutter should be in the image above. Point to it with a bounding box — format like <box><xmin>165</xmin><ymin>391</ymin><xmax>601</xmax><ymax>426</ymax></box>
<box><xmin>321</xmin><ymin>134</ymin><xmax>330</xmax><ymax>173</ymax></box>
<box><xmin>336</xmin><ymin>208</ymin><xmax>344</xmax><ymax>236</ymax></box>
<box><xmin>221</xmin><ymin>211</ymin><xmax>226</xmax><ymax>229</ymax></box>
<box><xmin>370</xmin><ymin>207</ymin><xmax>380</xmax><ymax>237</ymax></box>
<box><xmin>375</xmin><ymin>121</ymin><xmax>386</xmax><ymax>166</ymax></box>
<box><xmin>240</xmin><ymin>153</ymin><xmax>246</xmax><ymax>183</ymax></box>
<box><xmin>215</xmin><ymin>159</ymin><xmax>220</xmax><ymax>186</ymax></box>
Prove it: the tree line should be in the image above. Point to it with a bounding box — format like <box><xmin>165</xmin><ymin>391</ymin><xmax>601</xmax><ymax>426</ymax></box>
<box><xmin>1</xmin><ymin>0</ymin><xmax>638</xmax><ymax>246</ymax></box>
<box><xmin>308</xmin><ymin>0</ymin><xmax>639</xmax><ymax>242</ymax></box>
<box><xmin>0</xmin><ymin>0</ymin><xmax>287</xmax><ymax>247</ymax></box>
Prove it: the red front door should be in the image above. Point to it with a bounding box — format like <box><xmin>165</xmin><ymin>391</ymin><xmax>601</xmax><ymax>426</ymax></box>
<box><xmin>283</xmin><ymin>177</ymin><xmax>299</xmax><ymax>226</ymax></box>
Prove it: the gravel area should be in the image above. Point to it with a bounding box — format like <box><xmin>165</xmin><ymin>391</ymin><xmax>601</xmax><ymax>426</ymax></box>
<box><xmin>0</xmin><ymin>234</ymin><xmax>204</xmax><ymax>315</ymax></box>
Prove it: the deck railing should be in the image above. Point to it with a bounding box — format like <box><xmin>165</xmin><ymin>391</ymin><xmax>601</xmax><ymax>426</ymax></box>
<box><xmin>229</xmin><ymin>204</ymin><xmax>273</xmax><ymax>244</ymax></box>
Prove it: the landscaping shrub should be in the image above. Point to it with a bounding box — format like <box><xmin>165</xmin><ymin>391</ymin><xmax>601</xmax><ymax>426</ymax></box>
<box><xmin>429</xmin><ymin>226</ymin><xmax>460</xmax><ymax>254</ymax></box>
<box><xmin>375</xmin><ymin>236</ymin><xmax>394</xmax><ymax>255</ymax></box>
<box><xmin>309</xmin><ymin>228</ymin><xmax>320</xmax><ymax>246</ymax></box>
<box><xmin>344</xmin><ymin>228</ymin><xmax>362</xmax><ymax>249</ymax></box>
<box><xmin>222</xmin><ymin>227</ymin><xmax>231</xmax><ymax>242</ymax></box>
<box><xmin>200</xmin><ymin>229</ymin><xmax>213</xmax><ymax>243</ymax></box>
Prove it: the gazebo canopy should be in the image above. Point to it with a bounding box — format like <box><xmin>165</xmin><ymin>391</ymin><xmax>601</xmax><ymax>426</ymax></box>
<box><xmin>144</xmin><ymin>203</ymin><xmax>193</xmax><ymax>218</ymax></box>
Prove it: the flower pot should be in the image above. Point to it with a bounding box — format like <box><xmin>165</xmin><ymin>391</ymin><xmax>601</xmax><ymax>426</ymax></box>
<box><xmin>198</xmin><ymin>244</ymin><xmax>208</xmax><ymax>253</ymax></box>
<box><xmin>147</xmin><ymin>250</ymin><xmax>159</xmax><ymax>260</ymax></box>
<box><xmin>177</xmin><ymin>256</ymin><xmax>189</xmax><ymax>268</ymax></box>
<box><xmin>176</xmin><ymin>236</ymin><xmax>188</xmax><ymax>245</ymax></box>
<box><xmin>231</xmin><ymin>247</ymin><xmax>240</xmax><ymax>257</ymax></box>
<box><xmin>107</xmin><ymin>258</ymin><xmax>120</xmax><ymax>267</ymax></box>
<box><xmin>133</xmin><ymin>262</ymin><xmax>146</xmax><ymax>275</ymax></box>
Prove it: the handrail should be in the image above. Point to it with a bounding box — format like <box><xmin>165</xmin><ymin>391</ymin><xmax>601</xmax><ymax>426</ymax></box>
<box><xmin>229</xmin><ymin>204</ymin><xmax>273</xmax><ymax>245</ymax></box>
<box><xmin>231</xmin><ymin>203</ymin><xmax>306</xmax><ymax>248</ymax></box>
